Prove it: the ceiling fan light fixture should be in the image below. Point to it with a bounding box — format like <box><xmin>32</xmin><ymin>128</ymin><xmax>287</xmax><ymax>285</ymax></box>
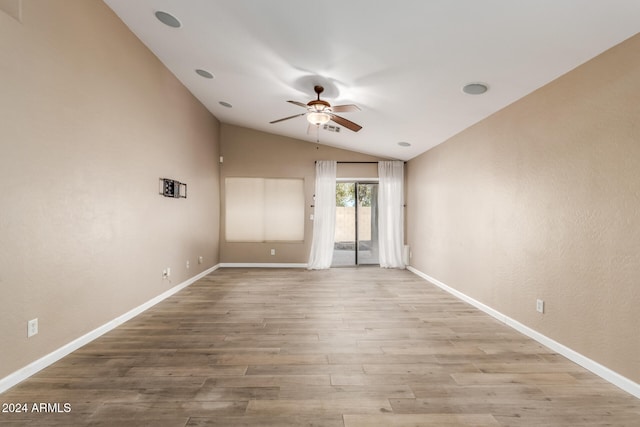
<box><xmin>307</xmin><ymin>111</ymin><xmax>331</xmax><ymax>125</ymax></box>
<box><xmin>310</xmin><ymin>104</ymin><xmax>328</xmax><ymax>112</ymax></box>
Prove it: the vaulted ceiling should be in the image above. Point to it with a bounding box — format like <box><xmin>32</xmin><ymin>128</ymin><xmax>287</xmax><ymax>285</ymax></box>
<box><xmin>104</xmin><ymin>1</ymin><xmax>640</xmax><ymax>160</ymax></box>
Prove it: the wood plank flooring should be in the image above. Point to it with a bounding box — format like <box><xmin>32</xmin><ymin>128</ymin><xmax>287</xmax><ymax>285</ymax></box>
<box><xmin>1</xmin><ymin>267</ymin><xmax>638</xmax><ymax>426</ymax></box>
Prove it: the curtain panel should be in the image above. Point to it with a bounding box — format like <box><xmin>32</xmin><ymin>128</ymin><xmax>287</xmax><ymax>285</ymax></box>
<box><xmin>378</xmin><ymin>160</ymin><xmax>405</xmax><ymax>269</ymax></box>
<box><xmin>307</xmin><ymin>160</ymin><xmax>337</xmax><ymax>269</ymax></box>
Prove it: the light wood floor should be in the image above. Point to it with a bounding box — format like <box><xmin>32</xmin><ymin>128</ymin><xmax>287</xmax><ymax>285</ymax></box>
<box><xmin>1</xmin><ymin>268</ymin><xmax>639</xmax><ymax>426</ymax></box>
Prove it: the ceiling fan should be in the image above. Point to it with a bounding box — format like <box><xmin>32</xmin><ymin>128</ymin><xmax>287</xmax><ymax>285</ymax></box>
<box><xmin>270</xmin><ymin>85</ymin><xmax>362</xmax><ymax>132</ymax></box>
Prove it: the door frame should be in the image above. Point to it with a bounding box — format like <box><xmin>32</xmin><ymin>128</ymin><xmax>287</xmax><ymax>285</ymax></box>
<box><xmin>334</xmin><ymin>179</ymin><xmax>379</xmax><ymax>266</ymax></box>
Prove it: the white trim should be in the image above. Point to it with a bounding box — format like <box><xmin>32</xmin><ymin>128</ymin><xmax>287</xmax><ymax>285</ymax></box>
<box><xmin>219</xmin><ymin>263</ymin><xmax>308</xmax><ymax>268</ymax></box>
<box><xmin>0</xmin><ymin>264</ymin><xmax>220</xmax><ymax>394</ymax></box>
<box><xmin>407</xmin><ymin>266</ymin><xmax>640</xmax><ymax>399</ymax></box>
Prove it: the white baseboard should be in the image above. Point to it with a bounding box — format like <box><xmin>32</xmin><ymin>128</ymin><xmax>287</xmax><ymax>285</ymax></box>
<box><xmin>0</xmin><ymin>264</ymin><xmax>220</xmax><ymax>395</ymax></box>
<box><xmin>407</xmin><ymin>266</ymin><xmax>640</xmax><ymax>399</ymax></box>
<box><xmin>219</xmin><ymin>263</ymin><xmax>308</xmax><ymax>268</ymax></box>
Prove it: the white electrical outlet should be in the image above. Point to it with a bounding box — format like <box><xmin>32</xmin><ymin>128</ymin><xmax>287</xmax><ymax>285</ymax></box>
<box><xmin>162</xmin><ymin>268</ymin><xmax>168</xmax><ymax>279</ymax></box>
<box><xmin>28</xmin><ymin>318</ymin><xmax>38</xmax><ymax>337</ymax></box>
<box><xmin>198</xmin><ymin>256</ymin><xmax>203</xmax><ymax>264</ymax></box>
<box><xmin>166</xmin><ymin>267</ymin><xmax>171</xmax><ymax>277</ymax></box>
<box><xmin>186</xmin><ymin>260</ymin><xmax>190</xmax><ymax>269</ymax></box>
<box><xmin>536</xmin><ymin>299</ymin><xmax>545</xmax><ymax>313</ymax></box>
<box><xmin>270</xmin><ymin>249</ymin><xmax>275</xmax><ymax>256</ymax></box>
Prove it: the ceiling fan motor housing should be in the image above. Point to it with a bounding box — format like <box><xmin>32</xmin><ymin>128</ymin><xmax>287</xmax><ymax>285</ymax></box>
<box><xmin>308</xmin><ymin>99</ymin><xmax>331</xmax><ymax>112</ymax></box>
<box><xmin>307</xmin><ymin>97</ymin><xmax>332</xmax><ymax>124</ymax></box>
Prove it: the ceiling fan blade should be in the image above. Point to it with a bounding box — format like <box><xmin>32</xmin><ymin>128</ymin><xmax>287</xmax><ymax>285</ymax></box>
<box><xmin>329</xmin><ymin>114</ymin><xmax>362</xmax><ymax>132</ymax></box>
<box><xmin>332</xmin><ymin>104</ymin><xmax>361</xmax><ymax>113</ymax></box>
<box><xmin>270</xmin><ymin>113</ymin><xmax>307</xmax><ymax>124</ymax></box>
<box><xmin>287</xmin><ymin>100</ymin><xmax>309</xmax><ymax>109</ymax></box>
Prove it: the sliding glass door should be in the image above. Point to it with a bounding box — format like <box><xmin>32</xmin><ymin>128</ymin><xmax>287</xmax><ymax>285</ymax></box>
<box><xmin>332</xmin><ymin>182</ymin><xmax>379</xmax><ymax>266</ymax></box>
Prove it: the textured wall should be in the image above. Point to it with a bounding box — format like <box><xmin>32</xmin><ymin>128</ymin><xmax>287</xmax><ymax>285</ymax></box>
<box><xmin>407</xmin><ymin>34</ymin><xmax>640</xmax><ymax>382</ymax></box>
<box><xmin>0</xmin><ymin>0</ymin><xmax>220</xmax><ymax>379</ymax></box>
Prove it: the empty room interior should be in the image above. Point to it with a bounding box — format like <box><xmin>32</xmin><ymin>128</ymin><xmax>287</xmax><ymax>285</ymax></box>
<box><xmin>1</xmin><ymin>1</ymin><xmax>639</xmax><ymax>426</ymax></box>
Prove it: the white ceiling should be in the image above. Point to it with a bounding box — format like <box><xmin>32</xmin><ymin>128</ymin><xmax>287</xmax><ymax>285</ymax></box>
<box><xmin>103</xmin><ymin>0</ymin><xmax>639</xmax><ymax>161</ymax></box>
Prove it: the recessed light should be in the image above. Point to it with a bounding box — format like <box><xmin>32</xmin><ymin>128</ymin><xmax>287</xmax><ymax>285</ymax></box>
<box><xmin>398</xmin><ymin>141</ymin><xmax>411</xmax><ymax>147</ymax></box>
<box><xmin>219</xmin><ymin>101</ymin><xmax>232</xmax><ymax>108</ymax></box>
<box><xmin>462</xmin><ymin>82</ymin><xmax>489</xmax><ymax>95</ymax></box>
<box><xmin>155</xmin><ymin>11</ymin><xmax>181</xmax><ymax>28</ymax></box>
<box><xmin>195</xmin><ymin>69</ymin><xmax>214</xmax><ymax>79</ymax></box>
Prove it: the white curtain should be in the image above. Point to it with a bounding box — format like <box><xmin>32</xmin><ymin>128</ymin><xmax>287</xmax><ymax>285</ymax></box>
<box><xmin>378</xmin><ymin>160</ymin><xmax>405</xmax><ymax>269</ymax></box>
<box><xmin>307</xmin><ymin>160</ymin><xmax>337</xmax><ymax>269</ymax></box>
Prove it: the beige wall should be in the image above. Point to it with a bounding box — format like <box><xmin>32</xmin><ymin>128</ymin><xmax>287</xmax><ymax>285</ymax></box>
<box><xmin>0</xmin><ymin>0</ymin><xmax>220</xmax><ymax>379</ymax></box>
<box><xmin>219</xmin><ymin>124</ymin><xmax>383</xmax><ymax>264</ymax></box>
<box><xmin>407</xmin><ymin>34</ymin><xmax>640</xmax><ymax>382</ymax></box>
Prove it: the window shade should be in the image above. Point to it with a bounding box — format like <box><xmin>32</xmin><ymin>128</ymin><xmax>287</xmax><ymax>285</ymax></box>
<box><xmin>225</xmin><ymin>178</ymin><xmax>304</xmax><ymax>242</ymax></box>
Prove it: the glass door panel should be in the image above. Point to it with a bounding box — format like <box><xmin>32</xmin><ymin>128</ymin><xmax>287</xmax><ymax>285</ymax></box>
<box><xmin>357</xmin><ymin>183</ymin><xmax>379</xmax><ymax>265</ymax></box>
<box><xmin>332</xmin><ymin>182</ymin><xmax>379</xmax><ymax>267</ymax></box>
<box><xmin>332</xmin><ymin>182</ymin><xmax>356</xmax><ymax>266</ymax></box>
